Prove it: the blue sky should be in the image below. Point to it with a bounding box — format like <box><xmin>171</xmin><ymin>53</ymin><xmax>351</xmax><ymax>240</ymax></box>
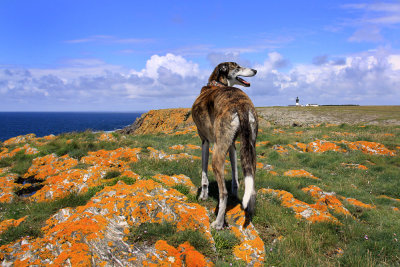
<box><xmin>1</xmin><ymin>0</ymin><xmax>400</xmax><ymax>111</ymax></box>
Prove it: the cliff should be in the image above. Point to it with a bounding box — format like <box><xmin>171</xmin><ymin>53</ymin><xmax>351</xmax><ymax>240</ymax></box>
<box><xmin>118</xmin><ymin>108</ymin><xmax>194</xmax><ymax>135</ymax></box>
<box><xmin>0</xmin><ymin>107</ymin><xmax>399</xmax><ymax>266</ymax></box>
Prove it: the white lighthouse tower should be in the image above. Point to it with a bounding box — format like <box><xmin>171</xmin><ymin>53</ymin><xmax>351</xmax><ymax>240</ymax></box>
<box><xmin>296</xmin><ymin>96</ymin><xmax>300</xmax><ymax>106</ymax></box>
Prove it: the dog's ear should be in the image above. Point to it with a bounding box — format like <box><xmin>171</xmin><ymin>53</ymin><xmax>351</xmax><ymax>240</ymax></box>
<box><xmin>219</xmin><ymin>63</ymin><xmax>228</xmax><ymax>75</ymax></box>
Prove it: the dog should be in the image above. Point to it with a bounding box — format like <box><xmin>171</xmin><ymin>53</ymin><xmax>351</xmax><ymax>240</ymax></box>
<box><xmin>191</xmin><ymin>62</ymin><xmax>258</xmax><ymax>229</ymax></box>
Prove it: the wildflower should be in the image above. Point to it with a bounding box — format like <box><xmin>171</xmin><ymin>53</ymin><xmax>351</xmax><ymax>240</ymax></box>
<box><xmin>364</xmin><ymin>235</ymin><xmax>369</xmax><ymax>240</ymax></box>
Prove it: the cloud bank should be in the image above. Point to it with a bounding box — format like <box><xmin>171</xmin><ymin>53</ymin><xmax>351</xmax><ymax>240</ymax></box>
<box><xmin>1</xmin><ymin>49</ymin><xmax>400</xmax><ymax>111</ymax></box>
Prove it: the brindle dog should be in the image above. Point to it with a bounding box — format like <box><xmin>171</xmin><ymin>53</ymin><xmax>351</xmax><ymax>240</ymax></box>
<box><xmin>191</xmin><ymin>62</ymin><xmax>258</xmax><ymax>229</ymax></box>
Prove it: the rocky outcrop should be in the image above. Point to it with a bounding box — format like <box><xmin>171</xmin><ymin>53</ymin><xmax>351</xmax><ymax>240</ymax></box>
<box><xmin>118</xmin><ymin>108</ymin><xmax>194</xmax><ymax>135</ymax></box>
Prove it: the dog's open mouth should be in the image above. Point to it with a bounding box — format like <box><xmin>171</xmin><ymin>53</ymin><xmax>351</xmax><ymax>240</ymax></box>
<box><xmin>236</xmin><ymin>76</ymin><xmax>250</xmax><ymax>87</ymax></box>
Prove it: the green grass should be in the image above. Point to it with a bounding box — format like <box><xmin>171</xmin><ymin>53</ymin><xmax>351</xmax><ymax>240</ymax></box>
<box><xmin>129</xmin><ymin>221</ymin><xmax>214</xmax><ymax>256</ymax></box>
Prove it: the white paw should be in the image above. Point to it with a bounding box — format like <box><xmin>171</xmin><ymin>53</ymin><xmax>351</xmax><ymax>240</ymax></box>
<box><xmin>210</xmin><ymin>220</ymin><xmax>224</xmax><ymax>230</ymax></box>
<box><xmin>199</xmin><ymin>190</ymin><xmax>208</xmax><ymax>200</ymax></box>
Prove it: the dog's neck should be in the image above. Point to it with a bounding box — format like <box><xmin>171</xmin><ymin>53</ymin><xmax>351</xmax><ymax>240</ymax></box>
<box><xmin>207</xmin><ymin>80</ymin><xmax>227</xmax><ymax>87</ymax></box>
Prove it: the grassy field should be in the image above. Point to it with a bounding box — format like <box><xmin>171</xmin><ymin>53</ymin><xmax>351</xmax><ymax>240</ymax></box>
<box><xmin>0</xmin><ymin>107</ymin><xmax>399</xmax><ymax>265</ymax></box>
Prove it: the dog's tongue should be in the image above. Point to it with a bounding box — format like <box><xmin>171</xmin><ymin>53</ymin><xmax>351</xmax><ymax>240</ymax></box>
<box><xmin>237</xmin><ymin>77</ymin><xmax>250</xmax><ymax>86</ymax></box>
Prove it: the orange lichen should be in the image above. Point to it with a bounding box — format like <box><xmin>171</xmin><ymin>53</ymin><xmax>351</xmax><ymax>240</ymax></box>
<box><xmin>169</xmin><ymin>144</ymin><xmax>185</xmax><ymax>150</ymax></box>
<box><xmin>186</xmin><ymin>144</ymin><xmax>201</xmax><ymax>150</ymax></box>
<box><xmin>284</xmin><ymin>169</ymin><xmax>319</xmax><ymax>180</ymax></box>
<box><xmin>148</xmin><ymin>147</ymin><xmax>200</xmax><ymax>161</ymax></box>
<box><xmin>344</xmin><ymin>141</ymin><xmax>395</xmax><ymax>156</ymax></box>
<box><xmin>273</xmin><ymin>145</ymin><xmax>288</xmax><ymax>154</ymax></box>
<box><xmin>345</xmin><ymin>198</ymin><xmax>376</xmax><ymax>209</ymax></box>
<box><xmin>24</xmin><ymin>154</ymin><xmax>78</xmax><ymax>180</ymax></box>
<box><xmin>2</xmin><ymin>134</ymin><xmax>37</xmax><ymax>146</ymax></box>
<box><xmin>152</xmin><ymin>174</ymin><xmax>197</xmax><ymax>194</ymax></box>
<box><xmin>132</xmin><ymin>108</ymin><xmax>194</xmax><ymax>135</ymax></box>
<box><xmin>259</xmin><ymin>188</ymin><xmax>341</xmax><ymax>224</ymax></box>
<box><xmin>98</xmin><ymin>132</ymin><xmax>117</xmax><ymax>142</ymax></box>
<box><xmin>301</xmin><ymin>185</ymin><xmax>352</xmax><ymax>217</ymax></box>
<box><xmin>225</xmin><ymin>204</ymin><xmax>265</xmax><ymax>266</ymax></box>
<box><xmin>172</xmin><ymin>125</ymin><xmax>197</xmax><ymax>135</ymax></box>
<box><xmin>256</xmin><ymin>141</ymin><xmax>269</xmax><ymax>147</ymax></box>
<box><xmin>20</xmin><ymin>147</ymin><xmax>141</xmax><ymax>202</ymax></box>
<box><xmin>0</xmin><ymin>173</ymin><xmax>19</xmax><ymax>203</ymax></box>
<box><xmin>0</xmin><ymin>216</ymin><xmax>27</xmax><ymax>235</ymax></box>
<box><xmin>306</xmin><ymin>140</ymin><xmax>346</xmax><ymax>153</ymax></box>
<box><xmin>145</xmin><ymin>240</ymin><xmax>213</xmax><ymax>266</ymax></box>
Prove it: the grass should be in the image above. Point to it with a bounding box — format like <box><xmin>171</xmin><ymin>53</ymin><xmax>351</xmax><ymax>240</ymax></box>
<box><xmin>0</xmin><ymin>111</ymin><xmax>399</xmax><ymax>265</ymax></box>
<box><xmin>129</xmin><ymin>221</ymin><xmax>214</xmax><ymax>257</ymax></box>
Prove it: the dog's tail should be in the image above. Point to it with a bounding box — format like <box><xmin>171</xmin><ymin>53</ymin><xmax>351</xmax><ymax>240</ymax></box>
<box><xmin>238</xmin><ymin>107</ymin><xmax>258</xmax><ymax>219</ymax></box>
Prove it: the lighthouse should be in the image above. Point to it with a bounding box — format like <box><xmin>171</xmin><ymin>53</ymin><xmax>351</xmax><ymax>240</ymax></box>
<box><xmin>296</xmin><ymin>96</ymin><xmax>300</xmax><ymax>106</ymax></box>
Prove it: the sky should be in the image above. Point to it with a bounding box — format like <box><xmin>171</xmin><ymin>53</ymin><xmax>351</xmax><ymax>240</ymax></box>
<box><xmin>1</xmin><ymin>0</ymin><xmax>400</xmax><ymax>111</ymax></box>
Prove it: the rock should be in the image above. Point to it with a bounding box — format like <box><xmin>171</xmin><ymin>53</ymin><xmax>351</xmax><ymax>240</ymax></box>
<box><xmin>0</xmin><ymin>180</ymin><xmax>213</xmax><ymax>265</ymax></box>
<box><xmin>0</xmin><ymin>217</ymin><xmax>27</xmax><ymax>235</ymax></box>
<box><xmin>118</xmin><ymin>108</ymin><xmax>194</xmax><ymax>135</ymax></box>
<box><xmin>283</xmin><ymin>169</ymin><xmax>319</xmax><ymax>180</ymax></box>
<box><xmin>306</xmin><ymin>140</ymin><xmax>346</xmax><ymax>153</ymax></box>
<box><xmin>343</xmin><ymin>141</ymin><xmax>396</xmax><ymax>156</ymax></box>
<box><xmin>225</xmin><ymin>205</ymin><xmax>265</xmax><ymax>266</ymax></box>
<box><xmin>259</xmin><ymin>188</ymin><xmax>341</xmax><ymax>225</ymax></box>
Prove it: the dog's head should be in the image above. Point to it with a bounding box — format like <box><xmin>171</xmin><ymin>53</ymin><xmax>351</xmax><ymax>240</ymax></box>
<box><xmin>208</xmin><ymin>62</ymin><xmax>257</xmax><ymax>87</ymax></box>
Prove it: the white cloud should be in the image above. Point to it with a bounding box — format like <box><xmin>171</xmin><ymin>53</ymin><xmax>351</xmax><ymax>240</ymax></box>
<box><xmin>1</xmin><ymin>50</ymin><xmax>400</xmax><ymax>111</ymax></box>
<box><xmin>139</xmin><ymin>53</ymin><xmax>200</xmax><ymax>79</ymax></box>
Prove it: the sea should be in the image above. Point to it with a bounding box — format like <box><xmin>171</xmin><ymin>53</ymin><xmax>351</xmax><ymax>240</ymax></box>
<box><xmin>0</xmin><ymin>112</ymin><xmax>143</xmax><ymax>142</ymax></box>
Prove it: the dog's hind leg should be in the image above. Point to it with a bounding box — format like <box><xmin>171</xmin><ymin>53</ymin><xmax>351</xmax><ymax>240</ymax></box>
<box><xmin>210</xmin><ymin>141</ymin><xmax>230</xmax><ymax>230</ymax></box>
<box><xmin>199</xmin><ymin>139</ymin><xmax>210</xmax><ymax>200</ymax></box>
<box><xmin>229</xmin><ymin>144</ymin><xmax>238</xmax><ymax>198</ymax></box>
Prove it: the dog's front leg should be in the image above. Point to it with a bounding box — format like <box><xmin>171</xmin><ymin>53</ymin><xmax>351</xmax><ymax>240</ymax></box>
<box><xmin>229</xmin><ymin>144</ymin><xmax>238</xmax><ymax>198</ymax></box>
<box><xmin>199</xmin><ymin>139</ymin><xmax>210</xmax><ymax>200</ymax></box>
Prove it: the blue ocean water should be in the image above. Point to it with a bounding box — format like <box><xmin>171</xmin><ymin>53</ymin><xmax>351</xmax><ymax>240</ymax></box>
<box><xmin>0</xmin><ymin>112</ymin><xmax>143</xmax><ymax>141</ymax></box>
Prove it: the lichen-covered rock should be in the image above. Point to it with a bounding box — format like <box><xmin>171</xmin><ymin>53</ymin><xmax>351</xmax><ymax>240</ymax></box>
<box><xmin>256</xmin><ymin>141</ymin><xmax>269</xmax><ymax>147</ymax></box>
<box><xmin>344</xmin><ymin>141</ymin><xmax>395</xmax><ymax>156</ymax></box>
<box><xmin>2</xmin><ymin>134</ymin><xmax>37</xmax><ymax>146</ymax></box>
<box><xmin>0</xmin><ymin>216</ymin><xmax>27</xmax><ymax>235</ymax></box>
<box><xmin>301</xmin><ymin>185</ymin><xmax>353</xmax><ymax>217</ymax></box>
<box><xmin>0</xmin><ymin>144</ymin><xmax>39</xmax><ymax>160</ymax></box>
<box><xmin>260</xmin><ymin>185</ymin><xmax>377</xmax><ymax>225</ymax></box>
<box><xmin>119</xmin><ymin>108</ymin><xmax>194</xmax><ymax>135</ymax></box>
<box><xmin>0</xmin><ymin>173</ymin><xmax>19</xmax><ymax>203</ymax></box>
<box><xmin>98</xmin><ymin>133</ymin><xmax>117</xmax><ymax>142</ymax></box>
<box><xmin>259</xmin><ymin>188</ymin><xmax>341</xmax><ymax>224</ymax></box>
<box><xmin>24</xmin><ymin>154</ymin><xmax>79</xmax><ymax>180</ymax></box>
<box><xmin>143</xmin><ymin>240</ymin><xmax>213</xmax><ymax>266</ymax></box>
<box><xmin>306</xmin><ymin>140</ymin><xmax>346</xmax><ymax>153</ymax></box>
<box><xmin>152</xmin><ymin>174</ymin><xmax>197</xmax><ymax>194</ymax></box>
<box><xmin>284</xmin><ymin>169</ymin><xmax>319</xmax><ymax>180</ymax></box>
<box><xmin>148</xmin><ymin>147</ymin><xmax>200</xmax><ymax>161</ymax></box>
<box><xmin>225</xmin><ymin>205</ymin><xmax>265</xmax><ymax>266</ymax></box>
<box><xmin>0</xmin><ymin>180</ymin><xmax>213</xmax><ymax>266</ymax></box>
<box><xmin>14</xmin><ymin>147</ymin><xmax>141</xmax><ymax>202</ymax></box>
<box><xmin>272</xmin><ymin>145</ymin><xmax>288</xmax><ymax>154</ymax></box>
